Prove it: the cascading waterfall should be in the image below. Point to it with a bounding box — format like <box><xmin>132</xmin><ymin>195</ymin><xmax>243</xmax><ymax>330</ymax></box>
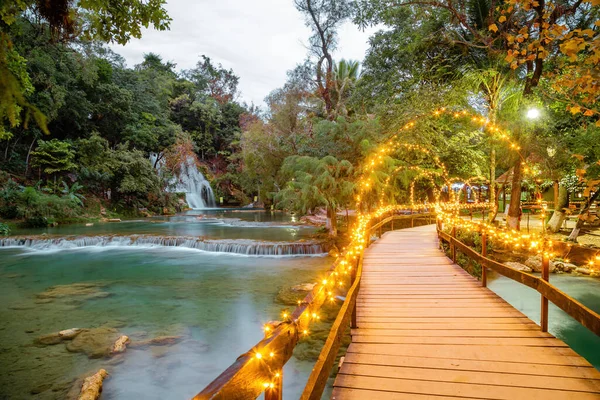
<box><xmin>0</xmin><ymin>236</ymin><xmax>327</xmax><ymax>257</ymax></box>
<box><xmin>150</xmin><ymin>154</ymin><xmax>216</xmax><ymax>209</ymax></box>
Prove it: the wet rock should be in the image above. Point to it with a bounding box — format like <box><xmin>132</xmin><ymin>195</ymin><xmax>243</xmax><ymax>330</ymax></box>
<box><xmin>110</xmin><ymin>335</ymin><xmax>129</xmax><ymax>354</ymax></box>
<box><xmin>66</xmin><ymin>327</ymin><xmax>120</xmax><ymax>358</ymax></box>
<box><xmin>576</xmin><ymin>267</ymin><xmax>591</xmax><ymax>275</ymax></box>
<box><xmin>35</xmin><ymin>333</ymin><xmax>64</xmax><ymax>346</ymax></box>
<box><xmin>524</xmin><ymin>255</ymin><xmax>556</xmax><ymax>272</ymax></box>
<box><xmin>291</xmin><ymin>283</ymin><xmax>316</xmax><ymax>292</ymax></box>
<box><xmin>129</xmin><ymin>335</ymin><xmax>184</xmax><ymax>348</ymax></box>
<box><xmin>78</xmin><ymin>369</ymin><xmax>108</xmax><ymax>400</ymax></box>
<box><xmin>504</xmin><ymin>262</ymin><xmax>532</xmax><ymax>273</ymax></box>
<box><xmin>276</xmin><ymin>283</ymin><xmax>315</xmax><ymax>305</ymax></box>
<box><xmin>554</xmin><ymin>262</ymin><xmax>577</xmax><ymax>273</ymax></box>
<box><xmin>59</xmin><ymin>328</ymin><xmax>84</xmax><ymax>340</ymax></box>
<box><xmin>36</xmin><ymin>328</ymin><xmax>83</xmax><ymax>346</ymax></box>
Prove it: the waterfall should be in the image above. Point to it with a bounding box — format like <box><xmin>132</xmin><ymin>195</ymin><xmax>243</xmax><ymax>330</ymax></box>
<box><xmin>150</xmin><ymin>154</ymin><xmax>216</xmax><ymax>209</ymax></box>
<box><xmin>0</xmin><ymin>236</ymin><xmax>327</xmax><ymax>257</ymax></box>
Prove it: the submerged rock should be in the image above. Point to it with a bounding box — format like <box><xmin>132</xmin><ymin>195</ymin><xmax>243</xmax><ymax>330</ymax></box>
<box><xmin>129</xmin><ymin>335</ymin><xmax>184</xmax><ymax>348</ymax></box>
<box><xmin>277</xmin><ymin>283</ymin><xmax>315</xmax><ymax>305</ymax></box>
<box><xmin>66</xmin><ymin>327</ymin><xmax>120</xmax><ymax>358</ymax></box>
<box><xmin>35</xmin><ymin>328</ymin><xmax>83</xmax><ymax>346</ymax></box>
<box><xmin>37</xmin><ymin>282</ymin><xmax>108</xmax><ymax>301</ymax></box>
<box><xmin>504</xmin><ymin>262</ymin><xmax>532</xmax><ymax>273</ymax></box>
<box><xmin>78</xmin><ymin>369</ymin><xmax>108</xmax><ymax>400</ymax></box>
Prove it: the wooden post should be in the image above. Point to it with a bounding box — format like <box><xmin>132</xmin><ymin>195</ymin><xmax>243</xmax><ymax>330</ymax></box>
<box><xmin>451</xmin><ymin>226</ymin><xmax>457</xmax><ymax>263</ymax></box>
<box><xmin>481</xmin><ymin>231</ymin><xmax>487</xmax><ymax>287</ymax></box>
<box><xmin>350</xmin><ymin>257</ymin><xmax>358</xmax><ymax>329</ymax></box>
<box><xmin>411</xmin><ymin>213</ymin><xmax>414</xmax><ymax>228</ymax></box>
<box><xmin>541</xmin><ymin>250</ymin><xmax>550</xmax><ymax>332</ymax></box>
<box><xmin>264</xmin><ymin>371</ymin><xmax>283</xmax><ymax>400</ymax></box>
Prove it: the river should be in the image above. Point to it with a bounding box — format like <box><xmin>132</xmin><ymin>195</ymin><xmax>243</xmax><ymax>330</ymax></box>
<box><xmin>0</xmin><ymin>211</ymin><xmax>332</xmax><ymax>399</ymax></box>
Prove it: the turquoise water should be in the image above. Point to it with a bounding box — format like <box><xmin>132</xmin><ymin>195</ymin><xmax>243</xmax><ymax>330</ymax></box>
<box><xmin>11</xmin><ymin>210</ymin><xmax>314</xmax><ymax>241</ymax></box>
<box><xmin>0</xmin><ymin>232</ymin><xmax>331</xmax><ymax>399</ymax></box>
<box><xmin>488</xmin><ymin>272</ymin><xmax>600</xmax><ymax>368</ymax></box>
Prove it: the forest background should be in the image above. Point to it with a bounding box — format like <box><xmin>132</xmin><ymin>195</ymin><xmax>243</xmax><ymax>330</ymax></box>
<box><xmin>0</xmin><ymin>0</ymin><xmax>598</xmax><ymax>239</ymax></box>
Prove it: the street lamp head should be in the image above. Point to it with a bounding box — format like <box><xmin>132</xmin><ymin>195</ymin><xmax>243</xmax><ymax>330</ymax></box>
<box><xmin>527</xmin><ymin>108</ymin><xmax>540</xmax><ymax>119</ymax></box>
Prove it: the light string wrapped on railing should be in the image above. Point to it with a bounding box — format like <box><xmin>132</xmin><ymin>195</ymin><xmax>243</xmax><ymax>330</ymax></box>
<box><xmin>435</xmin><ymin>202</ymin><xmax>559</xmax><ymax>258</ymax></box>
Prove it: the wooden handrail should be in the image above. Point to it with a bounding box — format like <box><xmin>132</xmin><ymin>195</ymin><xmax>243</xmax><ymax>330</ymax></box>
<box><xmin>299</xmin><ymin>251</ymin><xmax>364</xmax><ymax>400</ymax></box>
<box><xmin>438</xmin><ymin>229</ymin><xmax>600</xmax><ymax>337</ymax></box>
<box><xmin>193</xmin><ymin>210</ymin><xmax>434</xmax><ymax>400</ymax></box>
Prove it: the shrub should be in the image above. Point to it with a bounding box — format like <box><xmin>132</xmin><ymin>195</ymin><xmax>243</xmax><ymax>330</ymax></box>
<box><xmin>0</xmin><ymin>222</ymin><xmax>10</xmax><ymax>235</ymax></box>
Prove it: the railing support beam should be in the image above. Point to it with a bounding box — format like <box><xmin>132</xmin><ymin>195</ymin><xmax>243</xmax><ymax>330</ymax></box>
<box><xmin>481</xmin><ymin>231</ymin><xmax>487</xmax><ymax>287</ymax></box>
<box><xmin>351</xmin><ymin>256</ymin><xmax>359</xmax><ymax>329</ymax></box>
<box><xmin>541</xmin><ymin>251</ymin><xmax>550</xmax><ymax>332</ymax></box>
<box><xmin>451</xmin><ymin>226</ymin><xmax>457</xmax><ymax>263</ymax></box>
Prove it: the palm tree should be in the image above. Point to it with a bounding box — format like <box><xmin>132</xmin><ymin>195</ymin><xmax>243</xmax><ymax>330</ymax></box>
<box><xmin>332</xmin><ymin>59</ymin><xmax>360</xmax><ymax>117</ymax></box>
<box><xmin>461</xmin><ymin>63</ymin><xmax>521</xmax><ymax>223</ymax></box>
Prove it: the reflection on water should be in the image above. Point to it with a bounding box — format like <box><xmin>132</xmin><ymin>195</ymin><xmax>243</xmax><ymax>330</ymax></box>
<box><xmin>488</xmin><ymin>272</ymin><xmax>600</xmax><ymax>368</ymax></box>
<box><xmin>0</xmin><ymin>247</ymin><xmax>331</xmax><ymax>399</ymax></box>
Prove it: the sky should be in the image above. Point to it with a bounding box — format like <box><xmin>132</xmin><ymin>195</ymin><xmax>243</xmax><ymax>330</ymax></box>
<box><xmin>109</xmin><ymin>0</ymin><xmax>377</xmax><ymax>107</ymax></box>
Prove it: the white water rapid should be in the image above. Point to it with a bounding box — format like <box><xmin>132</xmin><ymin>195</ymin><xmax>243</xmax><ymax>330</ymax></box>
<box><xmin>151</xmin><ymin>154</ymin><xmax>216</xmax><ymax>209</ymax></box>
<box><xmin>0</xmin><ymin>236</ymin><xmax>327</xmax><ymax>257</ymax></box>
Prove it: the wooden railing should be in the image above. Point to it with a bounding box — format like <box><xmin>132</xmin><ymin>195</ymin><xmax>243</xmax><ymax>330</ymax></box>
<box><xmin>193</xmin><ymin>211</ymin><xmax>433</xmax><ymax>400</ymax></box>
<box><xmin>438</xmin><ymin>223</ymin><xmax>600</xmax><ymax>337</ymax></box>
<box><xmin>300</xmin><ymin>212</ymin><xmax>434</xmax><ymax>400</ymax></box>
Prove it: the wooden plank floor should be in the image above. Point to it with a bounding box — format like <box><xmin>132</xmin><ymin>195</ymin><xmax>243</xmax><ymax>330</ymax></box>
<box><xmin>333</xmin><ymin>225</ymin><xmax>600</xmax><ymax>399</ymax></box>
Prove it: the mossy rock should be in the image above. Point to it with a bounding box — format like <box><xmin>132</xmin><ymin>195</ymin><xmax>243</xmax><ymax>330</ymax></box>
<box><xmin>276</xmin><ymin>283</ymin><xmax>316</xmax><ymax>305</ymax></box>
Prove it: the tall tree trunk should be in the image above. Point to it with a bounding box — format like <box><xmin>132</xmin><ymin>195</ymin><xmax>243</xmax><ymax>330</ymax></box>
<box><xmin>506</xmin><ymin>163</ymin><xmax>523</xmax><ymax>230</ymax></box>
<box><xmin>326</xmin><ymin>205</ymin><xmax>337</xmax><ymax>237</ymax></box>
<box><xmin>568</xmin><ymin>189</ymin><xmax>600</xmax><ymax>241</ymax></box>
<box><xmin>25</xmin><ymin>137</ymin><xmax>37</xmax><ymax>177</ymax></box>
<box><xmin>488</xmin><ymin>147</ymin><xmax>496</xmax><ymax>223</ymax></box>
<box><xmin>547</xmin><ymin>185</ymin><xmax>569</xmax><ymax>233</ymax></box>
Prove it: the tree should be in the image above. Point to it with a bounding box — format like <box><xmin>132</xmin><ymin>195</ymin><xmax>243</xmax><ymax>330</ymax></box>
<box><xmin>31</xmin><ymin>138</ymin><xmax>76</xmax><ymax>177</ymax></box>
<box><xmin>184</xmin><ymin>55</ymin><xmax>239</xmax><ymax>104</ymax></box>
<box><xmin>332</xmin><ymin>59</ymin><xmax>360</xmax><ymax>117</ymax></box>
<box><xmin>294</xmin><ymin>0</ymin><xmax>352</xmax><ymax>118</ymax></box>
<box><xmin>1</xmin><ymin>0</ymin><xmax>171</xmax><ymax>135</ymax></box>
<box><xmin>276</xmin><ymin>155</ymin><xmax>354</xmax><ymax>236</ymax></box>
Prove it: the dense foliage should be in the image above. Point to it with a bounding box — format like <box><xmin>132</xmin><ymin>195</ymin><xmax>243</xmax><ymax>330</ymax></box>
<box><xmin>1</xmin><ymin>0</ymin><xmax>599</xmax><ymax>240</ymax></box>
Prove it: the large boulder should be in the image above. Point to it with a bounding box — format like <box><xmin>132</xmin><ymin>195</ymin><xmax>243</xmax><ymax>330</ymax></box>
<box><xmin>524</xmin><ymin>255</ymin><xmax>556</xmax><ymax>273</ymax></box>
<box><xmin>504</xmin><ymin>262</ymin><xmax>532</xmax><ymax>273</ymax></box>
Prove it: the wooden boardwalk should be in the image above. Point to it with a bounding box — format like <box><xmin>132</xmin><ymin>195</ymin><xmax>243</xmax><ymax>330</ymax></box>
<box><xmin>333</xmin><ymin>225</ymin><xmax>600</xmax><ymax>399</ymax></box>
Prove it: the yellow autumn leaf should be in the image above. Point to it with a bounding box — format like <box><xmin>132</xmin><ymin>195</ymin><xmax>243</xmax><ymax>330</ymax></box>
<box><xmin>499</xmin><ymin>16</ymin><xmax>507</xmax><ymax>23</ymax></box>
<box><xmin>583</xmin><ymin>109</ymin><xmax>595</xmax><ymax>116</ymax></box>
<box><xmin>569</xmin><ymin>106</ymin><xmax>582</xmax><ymax>114</ymax></box>
<box><xmin>489</xmin><ymin>24</ymin><xmax>498</xmax><ymax>33</ymax></box>
<box><xmin>596</xmin><ymin>120</ymin><xmax>600</xmax><ymax>127</ymax></box>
